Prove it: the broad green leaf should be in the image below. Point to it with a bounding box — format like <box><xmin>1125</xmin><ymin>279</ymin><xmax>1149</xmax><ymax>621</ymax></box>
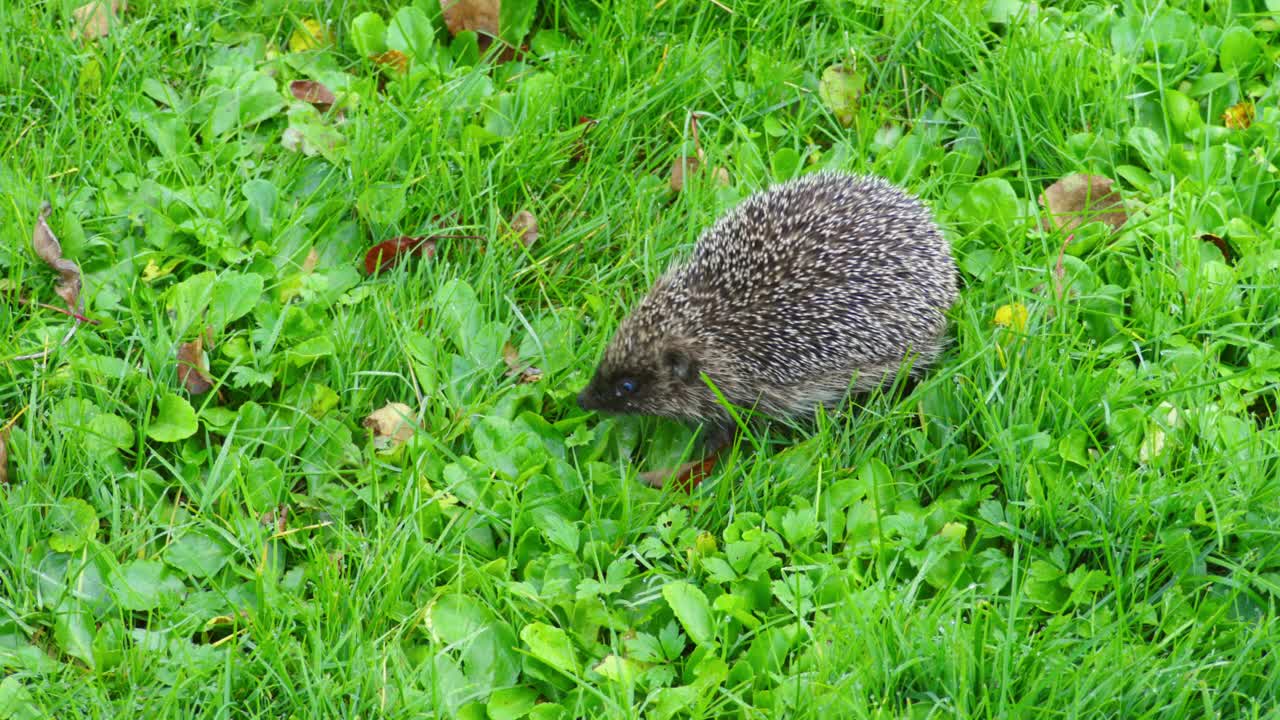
<box><xmin>386</xmin><ymin>7</ymin><xmax>434</xmax><ymax>59</ymax></box>
<box><xmin>164</xmin><ymin>530</ymin><xmax>231</xmax><ymax>578</ymax></box>
<box><xmin>487</xmin><ymin>686</ymin><xmax>538</xmax><ymax>720</ymax></box>
<box><xmin>169</xmin><ymin>271</ymin><xmax>217</xmax><ymax>333</ymax></box>
<box><xmin>84</xmin><ymin>413</ymin><xmax>134</xmax><ymax>454</ymax></box>
<box><xmin>114</xmin><ymin>560</ymin><xmax>184</xmax><ymax>611</ymax></box>
<box><xmin>661</xmin><ymin>581</ymin><xmax>716</xmax><ymax>648</ymax></box>
<box><xmin>818</xmin><ymin>64</ymin><xmax>862</xmax><ymax>127</ymax></box>
<box><xmin>499</xmin><ymin>0</ymin><xmax>537</xmax><ymax>46</ymax></box>
<box><xmin>519</xmin><ymin>622</ymin><xmax>579</xmax><ymax>676</ymax></box>
<box><xmin>350</xmin><ymin>12</ymin><xmax>388</xmax><ymax>57</ymax></box>
<box><xmin>0</xmin><ymin>677</ymin><xmax>43</xmax><ymax>720</ymax></box>
<box><xmin>48</xmin><ymin>498</ymin><xmax>98</xmax><ymax>553</ymax></box>
<box><xmin>210</xmin><ymin>272</ymin><xmax>264</xmax><ymax>331</ymax></box>
<box><xmin>53</xmin><ymin>604</ymin><xmax>97</xmax><ymax>668</ymax></box>
<box><xmin>147</xmin><ymin>393</ymin><xmax>198</xmax><ymax>443</ymax></box>
<box><xmin>242</xmin><ymin>179</ymin><xmax>276</xmax><ymax>242</ymax></box>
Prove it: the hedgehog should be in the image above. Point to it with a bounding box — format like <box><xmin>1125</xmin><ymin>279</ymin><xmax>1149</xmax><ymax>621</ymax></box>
<box><xmin>577</xmin><ymin>171</ymin><xmax>958</xmax><ymax>465</ymax></box>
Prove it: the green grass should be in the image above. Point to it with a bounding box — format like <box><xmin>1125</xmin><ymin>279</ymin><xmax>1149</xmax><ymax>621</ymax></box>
<box><xmin>2</xmin><ymin>0</ymin><xmax>1280</xmax><ymax>717</ymax></box>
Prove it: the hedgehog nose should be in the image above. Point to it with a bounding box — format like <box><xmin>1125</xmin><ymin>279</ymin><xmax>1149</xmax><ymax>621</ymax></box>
<box><xmin>577</xmin><ymin>390</ymin><xmax>592</xmax><ymax>411</ymax></box>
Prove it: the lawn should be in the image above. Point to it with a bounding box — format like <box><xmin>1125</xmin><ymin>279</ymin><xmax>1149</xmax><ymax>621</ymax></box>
<box><xmin>2</xmin><ymin>0</ymin><xmax>1279</xmax><ymax>717</ymax></box>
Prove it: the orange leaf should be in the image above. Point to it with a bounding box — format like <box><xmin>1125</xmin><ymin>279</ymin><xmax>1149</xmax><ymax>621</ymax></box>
<box><xmin>289</xmin><ymin>80</ymin><xmax>337</xmax><ymax>113</ymax></box>
<box><xmin>177</xmin><ymin>336</ymin><xmax>214</xmax><ymax>395</ymax></box>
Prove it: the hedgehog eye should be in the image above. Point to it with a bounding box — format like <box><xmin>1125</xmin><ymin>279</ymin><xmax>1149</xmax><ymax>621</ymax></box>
<box><xmin>616</xmin><ymin>379</ymin><xmax>637</xmax><ymax>395</ymax></box>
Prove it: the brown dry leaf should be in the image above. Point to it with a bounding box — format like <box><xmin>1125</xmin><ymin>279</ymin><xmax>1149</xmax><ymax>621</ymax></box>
<box><xmin>363</xmin><ymin>402</ymin><xmax>417</xmax><ymax>452</ymax></box>
<box><xmin>670</xmin><ymin>156</ymin><xmax>701</xmax><ymax>193</ymax></box>
<box><xmin>71</xmin><ymin>0</ymin><xmax>125</xmax><ymax>42</ymax></box>
<box><xmin>639</xmin><ymin>455</ymin><xmax>719</xmax><ymax>491</ymax></box>
<box><xmin>440</xmin><ymin>0</ymin><xmax>499</xmax><ymax>39</ymax></box>
<box><xmin>372</xmin><ymin>50</ymin><xmax>410</xmax><ymax>74</ymax></box>
<box><xmin>711</xmin><ymin>166</ymin><xmax>730</xmax><ymax>187</ymax></box>
<box><xmin>1040</xmin><ymin>174</ymin><xmax>1127</xmax><ymax>232</ymax></box>
<box><xmin>301</xmin><ymin>247</ymin><xmax>321</xmax><ymax>274</ymax></box>
<box><xmin>0</xmin><ymin>426</ymin><xmax>8</xmax><ymax>484</ymax></box>
<box><xmin>289</xmin><ymin>80</ymin><xmax>337</xmax><ymax>113</ymax></box>
<box><xmin>1223</xmin><ymin>101</ymin><xmax>1255</xmax><ymax>130</ymax></box>
<box><xmin>177</xmin><ymin>336</ymin><xmax>214</xmax><ymax>395</ymax></box>
<box><xmin>510</xmin><ymin>210</ymin><xmax>539</xmax><ymax>248</ymax></box>
<box><xmin>32</xmin><ymin>202</ymin><xmax>83</xmax><ymax>313</ymax></box>
<box><xmin>502</xmin><ymin>342</ymin><xmax>544</xmax><ymax>384</ymax></box>
<box><xmin>1201</xmin><ymin>233</ymin><xmax>1234</xmax><ymax>264</ymax></box>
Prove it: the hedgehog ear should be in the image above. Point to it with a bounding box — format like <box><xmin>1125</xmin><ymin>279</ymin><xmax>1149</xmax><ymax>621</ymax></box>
<box><xmin>663</xmin><ymin>348</ymin><xmax>695</xmax><ymax>382</ymax></box>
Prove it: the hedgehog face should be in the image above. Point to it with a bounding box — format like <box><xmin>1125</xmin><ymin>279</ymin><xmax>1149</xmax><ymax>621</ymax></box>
<box><xmin>577</xmin><ymin>341</ymin><xmax>704</xmax><ymax>420</ymax></box>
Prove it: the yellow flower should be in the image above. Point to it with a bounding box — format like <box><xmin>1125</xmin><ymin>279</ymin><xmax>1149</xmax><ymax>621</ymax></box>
<box><xmin>994</xmin><ymin>303</ymin><xmax>1029</xmax><ymax>331</ymax></box>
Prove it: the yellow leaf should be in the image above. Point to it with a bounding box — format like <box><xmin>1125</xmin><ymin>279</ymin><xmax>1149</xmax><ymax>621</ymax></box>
<box><xmin>994</xmin><ymin>303</ymin><xmax>1028</xmax><ymax>331</ymax></box>
<box><xmin>1222</xmin><ymin>101</ymin><xmax>1254</xmax><ymax>130</ymax></box>
<box><xmin>141</xmin><ymin>257</ymin><xmax>181</xmax><ymax>283</ymax></box>
<box><xmin>289</xmin><ymin>18</ymin><xmax>333</xmax><ymax>53</ymax></box>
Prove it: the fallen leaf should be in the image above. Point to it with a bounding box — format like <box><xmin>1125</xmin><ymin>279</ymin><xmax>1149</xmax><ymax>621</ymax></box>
<box><xmin>177</xmin><ymin>336</ymin><xmax>214</xmax><ymax>395</ymax></box>
<box><xmin>31</xmin><ymin>202</ymin><xmax>83</xmax><ymax>313</ymax></box>
<box><xmin>711</xmin><ymin>166</ymin><xmax>730</xmax><ymax>187</ymax></box>
<box><xmin>289</xmin><ymin>18</ymin><xmax>333</xmax><ymax>53</ymax></box>
<box><xmin>510</xmin><ymin>210</ymin><xmax>539</xmax><ymax>247</ymax></box>
<box><xmin>1040</xmin><ymin>174</ymin><xmax>1127</xmax><ymax>232</ymax></box>
<box><xmin>670</xmin><ymin>156</ymin><xmax>701</xmax><ymax>193</ymax></box>
<box><xmin>639</xmin><ymin>455</ymin><xmax>719</xmax><ymax>491</ymax></box>
<box><xmin>1201</xmin><ymin>233</ymin><xmax>1234</xmax><ymax>264</ymax></box>
<box><xmin>502</xmin><ymin>342</ymin><xmax>544</xmax><ymax>384</ymax></box>
<box><xmin>570</xmin><ymin>116</ymin><xmax>598</xmax><ymax>164</ymax></box>
<box><xmin>363</xmin><ymin>235</ymin><xmax>437</xmax><ymax>275</ymax></box>
<box><xmin>440</xmin><ymin>0</ymin><xmax>499</xmax><ymax>39</ymax></box>
<box><xmin>1222</xmin><ymin>101</ymin><xmax>1254</xmax><ymax>130</ymax></box>
<box><xmin>71</xmin><ymin>0</ymin><xmax>125</xmax><ymax>42</ymax></box>
<box><xmin>372</xmin><ymin>50</ymin><xmax>410</xmax><ymax>74</ymax></box>
<box><xmin>301</xmin><ymin>247</ymin><xmax>321</xmax><ymax>274</ymax></box>
<box><xmin>818</xmin><ymin>63</ymin><xmax>863</xmax><ymax>128</ymax></box>
<box><xmin>0</xmin><ymin>427</ymin><xmax>8</xmax><ymax>484</ymax></box>
<box><xmin>289</xmin><ymin>80</ymin><xmax>336</xmax><ymax>114</ymax></box>
<box><xmin>994</xmin><ymin>303</ymin><xmax>1029</xmax><ymax>331</ymax></box>
<box><xmin>363</xmin><ymin>402</ymin><xmax>416</xmax><ymax>452</ymax></box>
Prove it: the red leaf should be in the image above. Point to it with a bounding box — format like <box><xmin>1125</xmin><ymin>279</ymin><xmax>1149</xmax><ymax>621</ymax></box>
<box><xmin>363</xmin><ymin>235</ymin><xmax>437</xmax><ymax>275</ymax></box>
<box><xmin>289</xmin><ymin>80</ymin><xmax>336</xmax><ymax>113</ymax></box>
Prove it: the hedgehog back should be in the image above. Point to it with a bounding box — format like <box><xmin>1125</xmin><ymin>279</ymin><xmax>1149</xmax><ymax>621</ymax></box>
<box><xmin>661</xmin><ymin>172</ymin><xmax>956</xmax><ymax>387</ymax></box>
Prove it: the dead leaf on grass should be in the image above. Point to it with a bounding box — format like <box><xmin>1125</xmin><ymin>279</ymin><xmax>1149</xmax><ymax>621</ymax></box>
<box><xmin>669</xmin><ymin>113</ymin><xmax>707</xmax><ymax>193</ymax></box>
<box><xmin>639</xmin><ymin>455</ymin><xmax>719</xmax><ymax>491</ymax></box>
<box><xmin>509</xmin><ymin>210</ymin><xmax>539</xmax><ymax>248</ymax></box>
<box><xmin>1040</xmin><ymin>174</ymin><xmax>1127</xmax><ymax>232</ymax></box>
<box><xmin>363</xmin><ymin>236</ymin><xmax>437</xmax><ymax>275</ymax></box>
<box><xmin>177</xmin><ymin>336</ymin><xmax>214</xmax><ymax>395</ymax></box>
<box><xmin>372</xmin><ymin>50</ymin><xmax>410</xmax><ymax>75</ymax></box>
<box><xmin>670</xmin><ymin>156</ymin><xmax>701</xmax><ymax>193</ymax></box>
<box><xmin>0</xmin><ymin>427</ymin><xmax>8</xmax><ymax>484</ymax></box>
<box><xmin>363</xmin><ymin>402</ymin><xmax>416</xmax><ymax>452</ymax></box>
<box><xmin>1201</xmin><ymin>233</ymin><xmax>1234</xmax><ymax>264</ymax></box>
<box><xmin>31</xmin><ymin>202</ymin><xmax>83</xmax><ymax>313</ymax></box>
<box><xmin>439</xmin><ymin>0</ymin><xmax>499</xmax><ymax>39</ymax></box>
<box><xmin>502</xmin><ymin>342</ymin><xmax>543</xmax><ymax>384</ymax></box>
<box><xmin>1223</xmin><ymin>101</ymin><xmax>1254</xmax><ymax>130</ymax></box>
<box><xmin>71</xmin><ymin>0</ymin><xmax>125</xmax><ymax>42</ymax></box>
<box><xmin>289</xmin><ymin>80</ymin><xmax>337</xmax><ymax>114</ymax></box>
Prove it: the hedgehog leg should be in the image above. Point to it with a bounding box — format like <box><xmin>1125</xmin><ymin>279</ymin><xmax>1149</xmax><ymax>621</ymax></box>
<box><xmin>699</xmin><ymin>420</ymin><xmax>736</xmax><ymax>457</ymax></box>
